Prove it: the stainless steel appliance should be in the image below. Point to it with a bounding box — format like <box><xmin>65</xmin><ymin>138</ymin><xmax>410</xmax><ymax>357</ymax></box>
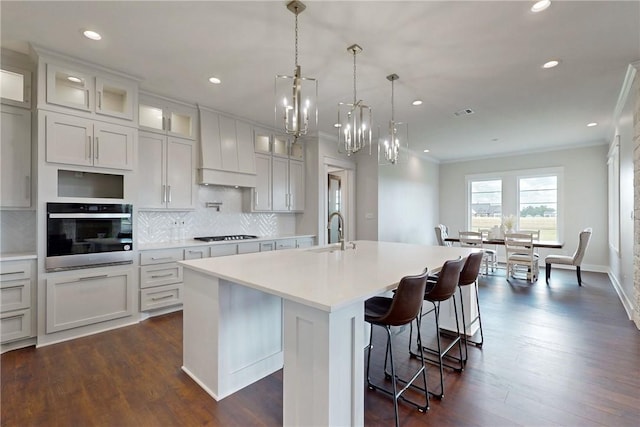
<box><xmin>194</xmin><ymin>235</ymin><xmax>258</xmax><ymax>242</ymax></box>
<box><xmin>46</xmin><ymin>202</ymin><xmax>133</xmax><ymax>271</ymax></box>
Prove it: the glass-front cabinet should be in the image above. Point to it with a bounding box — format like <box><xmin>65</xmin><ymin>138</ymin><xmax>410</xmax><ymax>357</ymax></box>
<box><xmin>139</xmin><ymin>93</ymin><xmax>196</xmax><ymax>140</ymax></box>
<box><xmin>0</xmin><ymin>65</ymin><xmax>32</xmax><ymax>108</ymax></box>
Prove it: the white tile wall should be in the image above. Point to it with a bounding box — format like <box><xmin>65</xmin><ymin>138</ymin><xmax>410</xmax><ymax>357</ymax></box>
<box><xmin>0</xmin><ymin>210</ymin><xmax>36</xmax><ymax>253</ymax></box>
<box><xmin>136</xmin><ymin>186</ymin><xmax>296</xmax><ymax>244</ymax></box>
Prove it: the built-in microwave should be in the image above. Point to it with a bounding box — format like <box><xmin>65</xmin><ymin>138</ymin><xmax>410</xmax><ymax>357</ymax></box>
<box><xmin>46</xmin><ymin>202</ymin><xmax>133</xmax><ymax>271</ymax></box>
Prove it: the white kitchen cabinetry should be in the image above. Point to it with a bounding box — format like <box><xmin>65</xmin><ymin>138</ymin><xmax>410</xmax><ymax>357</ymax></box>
<box><xmin>138</xmin><ymin>131</ymin><xmax>195</xmax><ymax>210</ymax></box>
<box><xmin>272</xmin><ymin>157</ymin><xmax>304</xmax><ymax>212</ymax></box>
<box><xmin>295</xmin><ymin>237</ymin><xmax>314</xmax><ymax>248</ymax></box>
<box><xmin>139</xmin><ymin>248</ymin><xmax>184</xmax><ymax>312</ymax></box>
<box><xmin>0</xmin><ymin>259</ymin><xmax>35</xmax><ymax>344</ymax></box>
<box><xmin>252</xmin><ymin>154</ymin><xmax>272</xmax><ymax>211</ymax></box>
<box><xmin>209</xmin><ymin>244</ymin><xmax>238</xmax><ymax>257</ymax></box>
<box><xmin>46</xmin><ymin>268</ymin><xmax>134</xmax><ymax>333</ymax></box>
<box><xmin>198</xmin><ymin>107</ymin><xmax>256</xmax><ymax>187</ymax></box>
<box><xmin>44</xmin><ymin>111</ymin><xmax>135</xmax><ymax>170</ymax></box>
<box><xmin>139</xmin><ymin>93</ymin><xmax>196</xmax><ymax>140</ymax></box>
<box><xmin>237</xmin><ymin>242</ymin><xmax>260</xmax><ymax>254</ymax></box>
<box><xmin>1</xmin><ymin>105</ymin><xmax>31</xmax><ymax>208</ymax></box>
<box><xmin>45</xmin><ymin>63</ymin><xmax>136</xmax><ymax>121</ymax></box>
<box><xmin>1</xmin><ymin>64</ymin><xmax>32</xmax><ymax>109</ymax></box>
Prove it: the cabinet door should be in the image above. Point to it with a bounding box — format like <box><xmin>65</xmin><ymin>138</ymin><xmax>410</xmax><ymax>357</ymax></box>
<box><xmin>254</xmin><ymin>128</ymin><xmax>271</xmax><ymax>154</ymax></box>
<box><xmin>236</xmin><ymin>120</ymin><xmax>256</xmax><ymax>175</ymax></box>
<box><xmin>166</xmin><ymin>137</ymin><xmax>195</xmax><ymax>209</ymax></box>
<box><xmin>46</xmin><ymin>64</ymin><xmax>93</xmax><ymax>112</ymax></box>
<box><xmin>253</xmin><ymin>153</ymin><xmax>272</xmax><ymax>211</ymax></box>
<box><xmin>1</xmin><ymin>65</ymin><xmax>32</xmax><ymax>108</ymax></box>
<box><xmin>184</xmin><ymin>247</ymin><xmax>209</xmax><ymax>260</ymax></box>
<box><xmin>272</xmin><ymin>156</ymin><xmax>289</xmax><ymax>211</ymax></box>
<box><xmin>167</xmin><ymin>102</ymin><xmax>196</xmax><ymax>140</ymax></box>
<box><xmin>138</xmin><ymin>132</ymin><xmax>167</xmax><ymax>209</ymax></box>
<box><xmin>94</xmin><ymin>122</ymin><xmax>135</xmax><ymax>170</ymax></box>
<box><xmin>139</xmin><ymin>101</ymin><xmax>165</xmax><ymax>133</ymax></box>
<box><xmin>199</xmin><ymin>108</ymin><xmax>222</xmax><ymax>170</ymax></box>
<box><xmin>45</xmin><ymin>111</ymin><xmax>93</xmax><ymax>167</ymax></box>
<box><xmin>209</xmin><ymin>244</ymin><xmax>237</xmax><ymax>257</ymax></box>
<box><xmin>219</xmin><ymin>115</ymin><xmax>239</xmax><ymax>171</ymax></box>
<box><xmin>289</xmin><ymin>160</ymin><xmax>305</xmax><ymax>211</ymax></box>
<box><xmin>95</xmin><ymin>77</ymin><xmax>135</xmax><ymax>120</ymax></box>
<box><xmin>1</xmin><ymin>105</ymin><xmax>31</xmax><ymax>208</ymax></box>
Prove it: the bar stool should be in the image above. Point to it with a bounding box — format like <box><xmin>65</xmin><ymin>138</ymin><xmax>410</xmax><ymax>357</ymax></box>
<box><xmin>365</xmin><ymin>269</ymin><xmax>430</xmax><ymax>427</ymax></box>
<box><xmin>409</xmin><ymin>257</ymin><xmax>465</xmax><ymax>399</ymax></box>
<box><xmin>457</xmin><ymin>251</ymin><xmax>485</xmax><ymax>362</ymax></box>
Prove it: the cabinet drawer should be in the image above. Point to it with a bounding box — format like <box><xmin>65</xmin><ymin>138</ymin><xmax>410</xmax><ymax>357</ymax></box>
<box><xmin>276</xmin><ymin>239</ymin><xmax>296</xmax><ymax>250</ymax></box>
<box><xmin>0</xmin><ymin>278</ymin><xmax>31</xmax><ymax>312</ymax></box>
<box><xmin>209</xmin><ymin>244</ymin><xmax>237</xmax><ymax>257</ymax></box>
<box><xmin>140</xmin><ymin>263</ymin><xmax>182</xmax><ymax>289</ymax></box>
<box><xmin>139</xmin><ymin>248</ymin><xmax>183</xmax><ymax>265</ymax></box>
<box><xmin>140</xmin><ymin>283</ymin><xmax>183</xmax><ymax>311</ymax></box>
<box><xmin>0</xmin><ymin>260</ymin><xmax>32</xmax><ymax>282</ymax></box>
<box><xmin>237</xmin><ymin>242</ymin><xmax>260</xmax><ymax>254</ymax></box>
<box><xmin>184</xmin><ymin>247</ymin><xmax>208</xmax><ymax>260</ymax></box>
<box><xmin>260</xmin><ymin>241</ymin><xmax>275</xmax><ymax>252</ymax></box>
<box><xmin>296</xmin><ymin>238</ymin><xmax>314</xmax><ymax>248</ymax></box>
<box><xmin>1</xmin><ymin>308</ymin><xmax>31</xmax><ymax>343</ymax></box>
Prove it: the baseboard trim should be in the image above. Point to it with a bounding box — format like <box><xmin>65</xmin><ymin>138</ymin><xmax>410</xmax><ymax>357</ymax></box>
<box><xmin>607</xmin><ymin>270</ymin><xmax>635</xmax><ymax>321</ymax></box>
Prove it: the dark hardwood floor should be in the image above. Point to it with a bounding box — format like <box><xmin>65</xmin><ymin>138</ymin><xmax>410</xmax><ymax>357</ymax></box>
<box><xmin>2</xmin><ymin>268</ymin><xmax>639</xmax><ymax>426</ymax></box>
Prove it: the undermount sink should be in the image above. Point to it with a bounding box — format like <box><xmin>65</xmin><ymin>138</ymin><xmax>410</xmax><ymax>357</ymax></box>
<box><xmin>307</xmin><ymin>244</ymin><xmax>342</xmax><ymax>254</ymax></box>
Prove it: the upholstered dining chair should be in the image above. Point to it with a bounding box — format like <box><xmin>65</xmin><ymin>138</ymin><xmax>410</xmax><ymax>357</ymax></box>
<box><xmin>434</xmin><ymin>224</ymin><xmax>451</xmax><ymax>247</ymax></box>
<box><xmin>545</xmin><ymin>227</ymin><xmax>592</xmax><ymax>286</ymax></box>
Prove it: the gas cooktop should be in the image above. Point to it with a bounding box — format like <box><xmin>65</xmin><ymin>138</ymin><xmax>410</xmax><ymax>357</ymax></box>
<box><xmin>194</xmin><ymin>235</ymin><xmax>259</xmax><ymax>242</ymax></box>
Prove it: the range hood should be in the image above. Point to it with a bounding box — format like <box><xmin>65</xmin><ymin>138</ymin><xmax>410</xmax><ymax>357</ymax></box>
<box><xmin>198</xmin><ymin>106</ymin><xmax>256</xmax><ymax>188</ymax></box>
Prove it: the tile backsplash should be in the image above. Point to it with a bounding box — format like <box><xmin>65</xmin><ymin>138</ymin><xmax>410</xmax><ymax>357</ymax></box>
<box><xmin>136</xmin><ymin>186</ymin><xmax>296</xmax><ymax>244</ymax></box>
<box><xmin>0</xmin><ymin>210</ymin><xmax>36</xmax><ymax>253</ymax></box>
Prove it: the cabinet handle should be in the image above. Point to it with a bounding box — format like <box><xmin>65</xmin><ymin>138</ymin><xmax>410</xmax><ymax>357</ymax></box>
<box><xmin>0</xmin><ymin>271</ymin><xmax>25</xmax><ymax>276</ymax></box>
<box><xmin>79</xmin><ymin>274</ymin><xmax>108</xmax><ymax>281</ymax></box>
<box><xmin>95</xmin><ymin>137</ymin><xmax>99</xmax><ymax>159</ymax></box>
<box><xmin>25</xmin><ymin>176</ymin><xmax>30</xmax><ymax>200</ymax></box>
<box><xmin>151</xmin><ymin>273</ymin><xmax>174</xmax><ymax>279</ymax></box>
<box><xmin>85</xmin><ymin>89</ymin><xmax>90</xmax><ymax>108</ymax></box>
<box><xmin>150</xmin><ymin>256</ymin><xmax>173</xmax><ymax>261</ymax></box>
<box><xmin>1</xmin><ymin>313</ymin><xmax>25</xmax><ymax>321</ymax></box>
<box><xmin>162</xmin><ymin>185</ymin><xmax>167</xmax><ymax>203</ymax></box>
<box><xmin>167</xmin><ymin>117</ymin><xmax>172</xmax><ymax>132</ymax></box>
<box><xmin>151</xmin><ymin>294</ymin><xmax>174</xmax><ymax>301</ymax></box>
<box><xmin>255</xmin><ymin>189</ymin><xmax>259</xmax><ymax>207</ymax></box>
<box><xmin>87</xmin><ymin>136</ymin><xmax>92</xmax><ymax>159</ymax></box>
<box><xmin>187</xmin><ymin>250</ymin><xmax>203</xmax><ymax>254</ymax></box>
<box><xmin>161</xmin><ymin>116</ymin><xmax>166</xmax><ymax>131</ymax></box>
<box><xmin>98</xmin><ymin>91</ymin><xmax>102</xmax><ymax>109</ymax></box>
<box><xmin>167</xmin><ymin>185</ymin><xmax>172</xmax><ymax>203</ymax></box>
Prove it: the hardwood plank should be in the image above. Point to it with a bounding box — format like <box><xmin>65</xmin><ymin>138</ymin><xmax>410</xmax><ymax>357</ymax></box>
<box><xmin>2</xmin><ymin>268</ymin><xmax>639</xmax><ymax>426</ymax></box>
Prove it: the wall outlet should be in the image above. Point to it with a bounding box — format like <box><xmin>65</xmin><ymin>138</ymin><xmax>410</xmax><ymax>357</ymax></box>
<box><xmin>365</xmin><ymin>213</ymin><xmax>374</xmax><ymax>220</ymax></box>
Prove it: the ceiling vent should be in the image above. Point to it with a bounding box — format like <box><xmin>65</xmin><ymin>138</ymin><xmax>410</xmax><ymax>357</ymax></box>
<box><xmin>454</xmin><ymin>108</ymin><xmax>475</xmax><ymax>117</ymax></box>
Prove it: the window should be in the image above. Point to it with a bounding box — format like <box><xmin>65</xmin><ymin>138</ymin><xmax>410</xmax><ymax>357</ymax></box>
<box><xmin>470</xmin><ymin>179</ymin><xmax>502</xmax><ymax>232</ymax></box>
<box><xmin>518</xmin><ymin>175</ymin><xmax>558</xmax><ymax>240</ymax></box>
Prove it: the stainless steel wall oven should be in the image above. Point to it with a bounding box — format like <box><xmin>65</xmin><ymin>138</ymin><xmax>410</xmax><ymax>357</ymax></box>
<box><xmin>46</xmin><ymin>203</ymin><xmax>133</xmax><ymax>271</ymax></box>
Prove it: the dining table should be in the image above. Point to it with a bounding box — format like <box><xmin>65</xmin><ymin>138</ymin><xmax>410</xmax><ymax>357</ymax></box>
<box><xmin>445</xmin><ymin>236</ymin><xmax>564</xmax><ymax>249</ymax></box>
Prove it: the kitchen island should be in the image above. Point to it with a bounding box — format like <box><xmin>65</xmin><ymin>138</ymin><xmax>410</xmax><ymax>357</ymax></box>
<box><xmin>180</xmin><ymin>240</ymin><xmax>476</xmax><ymax>426</ymax></box>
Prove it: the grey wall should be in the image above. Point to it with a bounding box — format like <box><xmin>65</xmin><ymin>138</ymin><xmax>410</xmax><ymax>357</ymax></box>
<box><xmin>377</xmin><ymin>154</ymin><xmax>440</xmax><ymax>245</ymax></box>
<box><xmin>439</xmin><ymin>145</ymin><xmax>609</xmax><ymax>270</ymax></box>
<box><xmin>355</xmin><ymin>150</ymin><xmax>379</xmax><ymax>241</ymax></box>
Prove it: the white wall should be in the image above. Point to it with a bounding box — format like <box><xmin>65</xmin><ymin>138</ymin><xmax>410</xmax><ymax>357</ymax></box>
<box><xmin>355</xmin><ymin>149</ymin><xmax>378</xmax><ymax>241</ymax></box>
<box><xmin>377</xmin><ymin>154</ymin><xmax>440</xmax><ymax>245</ymax></box>
<box><xmin>439</xmin><ymin>145</ymin><xmax>609</xmax><ymax>271</ymax></box>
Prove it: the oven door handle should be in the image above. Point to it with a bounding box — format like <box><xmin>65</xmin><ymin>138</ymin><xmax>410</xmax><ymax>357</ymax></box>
<box><xmin>48</xmin><ymin>213</ymin><xmax>132</xmax><ymax>219</ymax></box>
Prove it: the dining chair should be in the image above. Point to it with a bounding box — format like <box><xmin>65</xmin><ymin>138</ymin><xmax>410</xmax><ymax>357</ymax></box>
<box><xmin>457</xmin><ymin>251</ymin><xmax>485</xmax><ymax>358</ymax></box>
<box><xmin>504</xmin><ymin>233</ymin><xmax>539</xmax><ymax>282</ymax></box>
<box><xmin>365</xmin><ymin>269</ymin><xmax>430</xmax><ymax>426</ymax></box>
<box><xmin>434</xmin><ymin>224</ymin><xmax>451</xmax><ymax>247</ymax></box>
<box><xmin>545</xmin><ymin>227</ymin><xmax>592</xmax><ymax>286</ymax></box>
<box><xmin>458</xmin><ymin>231</ymin><xmax>494</xmax><ymax>274</ymax></box>
<box><xmin>518</xmin><ymin>229</ymin><xmax>540</xmax><ymax>240</ymax></box>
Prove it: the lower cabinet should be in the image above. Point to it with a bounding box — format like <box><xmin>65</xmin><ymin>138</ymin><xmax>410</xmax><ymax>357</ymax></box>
<box><xmin>46</xmin><ymin>267</ymin><xmax>134</xmax><ymax>333</ymax></box>
<box><xmin>0</xmin><ymin>259</ymin><xmax>36</xmax><ymax>344</ymax></box>
<box><xmin>139</xmin><ymin>248</ymin><xmax>183</xmax><ymax>312</ymax></box>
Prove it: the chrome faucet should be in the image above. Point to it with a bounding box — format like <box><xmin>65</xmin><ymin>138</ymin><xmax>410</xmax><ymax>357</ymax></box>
<box><xmin>328</xmin><ymin>211</ymin><xmax>345</xmax><ymax>251</ymax></box>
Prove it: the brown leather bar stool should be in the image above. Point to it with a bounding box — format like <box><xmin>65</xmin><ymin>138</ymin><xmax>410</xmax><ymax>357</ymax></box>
<box><xmin>457</xmin><ymin>251</ymin><xmax>485</xmax><ymax>361</ymax></box>
<box><xmin>365</xmin><ymin>269</ymin><xmax>430</xmax><ymax>427</ymax></box>
<box><xmin>409</xmin><ymin>257</ymin><xmax>465</xmax><ymax>399</ymax></box>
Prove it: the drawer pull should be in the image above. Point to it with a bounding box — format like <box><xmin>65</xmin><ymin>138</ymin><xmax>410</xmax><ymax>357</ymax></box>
<box><xmin>150</xmin><ymin>273</ymin><xmax>174</xmax><ymax>279</ymax></box>
<box><xmin>79</xmin><ymin>274</ymin><xmax>108</xmax><ymax>281</ymax></box>
<box><xmin>0</xmin><ymin>271</ymin><xmax>25</xmax><ymax>276</ymax></box>
<box><xmin>1</xmin><ymin>313</ymin><xmax>25</xmax><ymax>321</ymax></box>
<box><xmin>151</xmin><ymin>294</ymin><xmax>174</xmax><ymax>301</ymax></box>
<box><xmin>187</xmin><ymin>250</ymin><xmax>203</xmax><ymax>254</ymax></box>
<box><xmin>150</xmin><ymin>256</ymin><xmax>173</xmax><ymax>261</ymax></box>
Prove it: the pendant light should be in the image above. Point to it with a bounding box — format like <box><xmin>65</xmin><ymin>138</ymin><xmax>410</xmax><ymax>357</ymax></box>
<box><xmin>379</xmin><ymin>73</ymin><xmax>409</xmax><ymax>165</ymax></box>
<box><xmin>337</xmin><ymin>44</ymin><xmax>372</xmax><ymax>156</ymax></box>
<box><xmin>275</xmin><ymin>0</ymin><xmax>317</xmax><ymax>142</ymax></box>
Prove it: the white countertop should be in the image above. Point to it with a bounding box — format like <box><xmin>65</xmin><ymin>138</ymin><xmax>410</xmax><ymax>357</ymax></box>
<box><xmin>138</xmin><ymin>234</ymin><xmax>315</xmax><ymax>251</ymax></box>
<box><xmin>180</xmin><ymin>240</ymin><xmax>477</xmax><ymax>312</ymax></box>
<box><xmin>0</xmin><ymin>252</ymin><xmax>37</xmax><ymax>261</ymax></box>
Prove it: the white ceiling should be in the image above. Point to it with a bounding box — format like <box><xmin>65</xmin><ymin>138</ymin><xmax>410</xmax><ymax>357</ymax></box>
<box><xmin>2</xmin><ymin>1</ymin><xmax>639</xmax><ymax>162</ymax></box>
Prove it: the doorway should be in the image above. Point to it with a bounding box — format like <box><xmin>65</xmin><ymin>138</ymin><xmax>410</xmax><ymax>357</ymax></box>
<box><xmin>328</xmin><ymin>173</ymin><xmax>342</xmax><ymax>244</ymax></box>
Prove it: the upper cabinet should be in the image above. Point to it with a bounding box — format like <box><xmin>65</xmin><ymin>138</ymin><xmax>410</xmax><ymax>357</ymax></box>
<box><xmin>0</xmin><ymin>64</ymin><xmax>32</xmax><ymax>109</ymax></box>
<box><xmin>1</xmin><ymin>105</ymin><xmax>32</xmax><ymax>208</ymax></box>
<box><xmin>198</xmin><ymin>106</ymin><xmax>256</xmax><ymax>187</ymax></box>
<box><xmin>43</xmin><ymin>62</ymin><xmax>137</xmax><ymax>122</ymax></box>
<box><xmin>139</xmin><ymin>93</ymin><xmax>197</xmax><ymax>140</ymax></box>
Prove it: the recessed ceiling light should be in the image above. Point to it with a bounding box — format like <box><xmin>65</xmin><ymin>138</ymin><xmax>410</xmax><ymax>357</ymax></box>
<box><xmin>67</xmin><ymin>76</ymin><xmax>82</xmax><ymax>83</ymax></box>
<box><xmin>542</xmin><ymin>60</ymin><xmax>560</xmax><ymax>69</ymax></box>
<box><xmin>82</xmin><ymin>30</ymin><xmax>102</xmax><ymax>41</ymax></box>
<box><xmin>423</xmin><ymin>149</ymin><xmax>430</xmax><ymax>153</ymax></box>
<box><xmin>587</xmin><ymin>122</ymin><xmax>598</xmax><ymax>127</ymax></box>
<box><xmin>531</xmin><ymin>0</ymin><xmax>551</xmax><ymax>13</ymax></box>
<box><xmin>208</xmin><ymin>77</ymin><xmax>221</xmax><ymax>84</ymax></box>
<box><xmin>412</xmin><ymin>100</ymin><xmax>423</xmax><ymax>106</ymax></box>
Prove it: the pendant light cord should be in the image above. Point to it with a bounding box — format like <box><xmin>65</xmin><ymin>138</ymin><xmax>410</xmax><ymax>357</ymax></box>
<box><xmin>353</xmin><ymin>50</ymin><xmax>357</xmax><ymax>105</ymax></box>
<box><xmin>294</xmin><ymin>7</ymin><xmax>299</xmax><ymax>67</ymax></box>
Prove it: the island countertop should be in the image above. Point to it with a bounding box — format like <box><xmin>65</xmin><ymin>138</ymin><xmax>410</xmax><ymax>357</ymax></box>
<box><xmin>180</xmin><ymin>240</ymin><xmax>477</xmax><ymax>312</ymax></box>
